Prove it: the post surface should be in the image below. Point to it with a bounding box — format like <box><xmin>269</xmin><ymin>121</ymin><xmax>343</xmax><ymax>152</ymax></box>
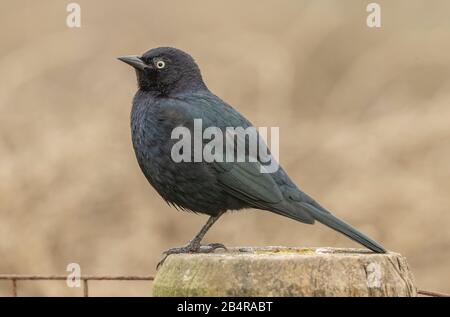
<box><xmin>153</xmin><ymin>247</ymin><xmax>417</xmax><ymax>297</ymax></box>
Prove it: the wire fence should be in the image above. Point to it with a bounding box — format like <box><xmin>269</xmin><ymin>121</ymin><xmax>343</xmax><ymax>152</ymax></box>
<box><xmin>0</xmin><ymin>274</ymin><xmax>154</xmax><ymax>297</ymax></box>
<box><xmin>0</xmin><ymin>274</ymin><xmax>448</xmax><ymax>297</ymax></box>
<box><xmin>416</xmin><ymin>289</ymin><xmax>449</xmax><ymax>297</ymax></box>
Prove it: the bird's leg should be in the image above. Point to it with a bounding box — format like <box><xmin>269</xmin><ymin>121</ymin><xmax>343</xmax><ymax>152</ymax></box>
<box><xmin>157</xmin><ymin>212</ymin><xmax>226</xmax><ymax>269</ymax></box>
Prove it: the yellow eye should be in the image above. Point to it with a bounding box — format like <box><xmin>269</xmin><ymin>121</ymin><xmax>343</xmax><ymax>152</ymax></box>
<box><xmin>156</xmin><ymin>60</ymin><xmax>166</xmax><ymax>69</ymax></box>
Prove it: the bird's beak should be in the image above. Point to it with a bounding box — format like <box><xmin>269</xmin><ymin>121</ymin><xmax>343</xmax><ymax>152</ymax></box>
<box><xmin>117</xmin><ymin>55</ymin><xmax>149</xmax><ymax>71</ymax></box>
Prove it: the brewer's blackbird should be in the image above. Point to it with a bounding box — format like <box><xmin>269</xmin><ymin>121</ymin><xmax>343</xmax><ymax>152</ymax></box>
<box><xmin>118</xmin><ymin>47</ymin><xmax>386</xmax><ymax>266</ymax></box>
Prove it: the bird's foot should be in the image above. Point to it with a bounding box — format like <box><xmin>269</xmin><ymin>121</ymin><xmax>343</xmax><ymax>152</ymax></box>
<box><xmin>157</xmin><ymin>242</ymin><xmax>227</xmax><ymax>269</ymax></box>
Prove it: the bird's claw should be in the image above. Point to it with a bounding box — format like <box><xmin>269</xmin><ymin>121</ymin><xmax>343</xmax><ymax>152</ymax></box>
<box><xmin>200</xmin><ymin>243</ymin><xmax>227</xmax><ymax>252</ymax></box>
<box><xmin>157</xmin><ymin>242</ymin><xmax>227</xmax><ymax>269</ymax></box>
<box><xmin>162</xmin><ymin>245</ymin><xmax>194</xmax><ymax>255</ymax></box>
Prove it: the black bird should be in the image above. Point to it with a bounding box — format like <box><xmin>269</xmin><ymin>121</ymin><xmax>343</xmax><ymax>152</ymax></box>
<box><xmin>118</xmin><ymin>47</ymin><xmax>386</xmax><ymax>266</ymax></box>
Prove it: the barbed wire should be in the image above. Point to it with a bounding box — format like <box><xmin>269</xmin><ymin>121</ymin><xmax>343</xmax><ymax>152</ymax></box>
<box><xmin>0</xmin><ymin>274</ymin><xmax>448</xmax><ymax>297</ymax></box>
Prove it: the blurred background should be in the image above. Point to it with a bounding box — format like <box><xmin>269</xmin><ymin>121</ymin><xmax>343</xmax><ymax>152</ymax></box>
<box><xmin>0</xmin><ymin>0</ymin><xmax>449</xmax><ymax>296</ymax></box>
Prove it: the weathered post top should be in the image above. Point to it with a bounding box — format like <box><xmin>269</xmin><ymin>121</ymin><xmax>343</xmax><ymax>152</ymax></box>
<box><xmin>153</xmin><ymin>247</ymin><xmax>416</xmax><ymax>297</ymax></box>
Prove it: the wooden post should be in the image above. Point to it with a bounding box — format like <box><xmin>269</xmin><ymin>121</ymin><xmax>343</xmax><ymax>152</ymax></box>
<box><xmin>153</xmin><ymin>247</ymin><xmax>417</xmax><ymax>297</ymax></box>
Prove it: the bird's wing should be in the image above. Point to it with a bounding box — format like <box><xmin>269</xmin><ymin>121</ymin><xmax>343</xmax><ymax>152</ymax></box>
<box><xmin>176</xmin><ymin>92</ymin><xmax>315</xmax><ymax>223</ymax></box>
<box><xmin>214</xmin><ymin>160</ymin><xmax>283</xmax><ymax>205</ymax></box>
<box><xmin>212</xmin><ymin>159</ymin><xmax>316</xmax><ymax>223</ymax></box>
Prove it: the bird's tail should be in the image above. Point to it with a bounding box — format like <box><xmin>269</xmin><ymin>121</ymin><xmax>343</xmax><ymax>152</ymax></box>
<box><xmin>299</xmin><ymin>202</ymin><xmax>386</xmax><ymax>253</ymax></box>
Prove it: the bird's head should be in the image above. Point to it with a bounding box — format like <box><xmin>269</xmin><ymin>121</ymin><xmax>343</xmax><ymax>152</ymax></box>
<box><xmin>118</xmin><ymin>47</ymin><xmax>206</xmax><ymax>95</ymax></box>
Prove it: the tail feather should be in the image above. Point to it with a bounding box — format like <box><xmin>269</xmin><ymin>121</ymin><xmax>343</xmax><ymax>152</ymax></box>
<box><xmin>299</xmin><ymin>202</ymin><xmax>386</xmax><ymax>253</ymax></box>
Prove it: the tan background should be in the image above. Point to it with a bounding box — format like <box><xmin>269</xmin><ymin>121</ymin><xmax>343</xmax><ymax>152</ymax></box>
<box><xmin>0</xmin><ymin>0</ymin><xmax>449</xmax><ymax>296</ymax></box>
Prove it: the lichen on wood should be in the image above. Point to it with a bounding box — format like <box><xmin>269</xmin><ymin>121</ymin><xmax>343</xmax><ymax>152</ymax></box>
<box><xmin>153</xmin><ymin>247</ymin><xmax>417</xmax><ymax>297</ymax></box>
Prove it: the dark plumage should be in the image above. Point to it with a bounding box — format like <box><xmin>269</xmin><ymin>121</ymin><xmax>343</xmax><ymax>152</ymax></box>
<box><xmin>118</xmin><ymin>47</ymin><xmax>386</xmax><ymax>265</ymax></box>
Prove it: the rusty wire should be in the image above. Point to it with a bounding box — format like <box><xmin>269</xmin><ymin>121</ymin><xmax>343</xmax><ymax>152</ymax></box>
<box><xmin>0</xmin><ymin>274</ymin><xmax>154</xmax><ymax>297</ymax></box>
<box><xmin>417</xmin><ymin>289</ymin><xmax>449</xmax><ymax>297</ymax></box>
<box><xmin>0</xmin><ymin>274</ymin><xmax>448</xmax><ymax>297</ymax></box>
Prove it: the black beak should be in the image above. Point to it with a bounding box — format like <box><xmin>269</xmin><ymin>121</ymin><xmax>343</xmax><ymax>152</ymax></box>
<box><xmin>117</xmin><ymin>55</ymin><xmax>150</xmax><ymax>71</ymax></box>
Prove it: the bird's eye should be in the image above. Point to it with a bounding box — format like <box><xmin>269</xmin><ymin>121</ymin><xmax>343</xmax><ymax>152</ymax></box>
<box><xmin>156</xmin><ymin>60</ymin><xmax>166</xmax><ymax>69</ymax></box>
